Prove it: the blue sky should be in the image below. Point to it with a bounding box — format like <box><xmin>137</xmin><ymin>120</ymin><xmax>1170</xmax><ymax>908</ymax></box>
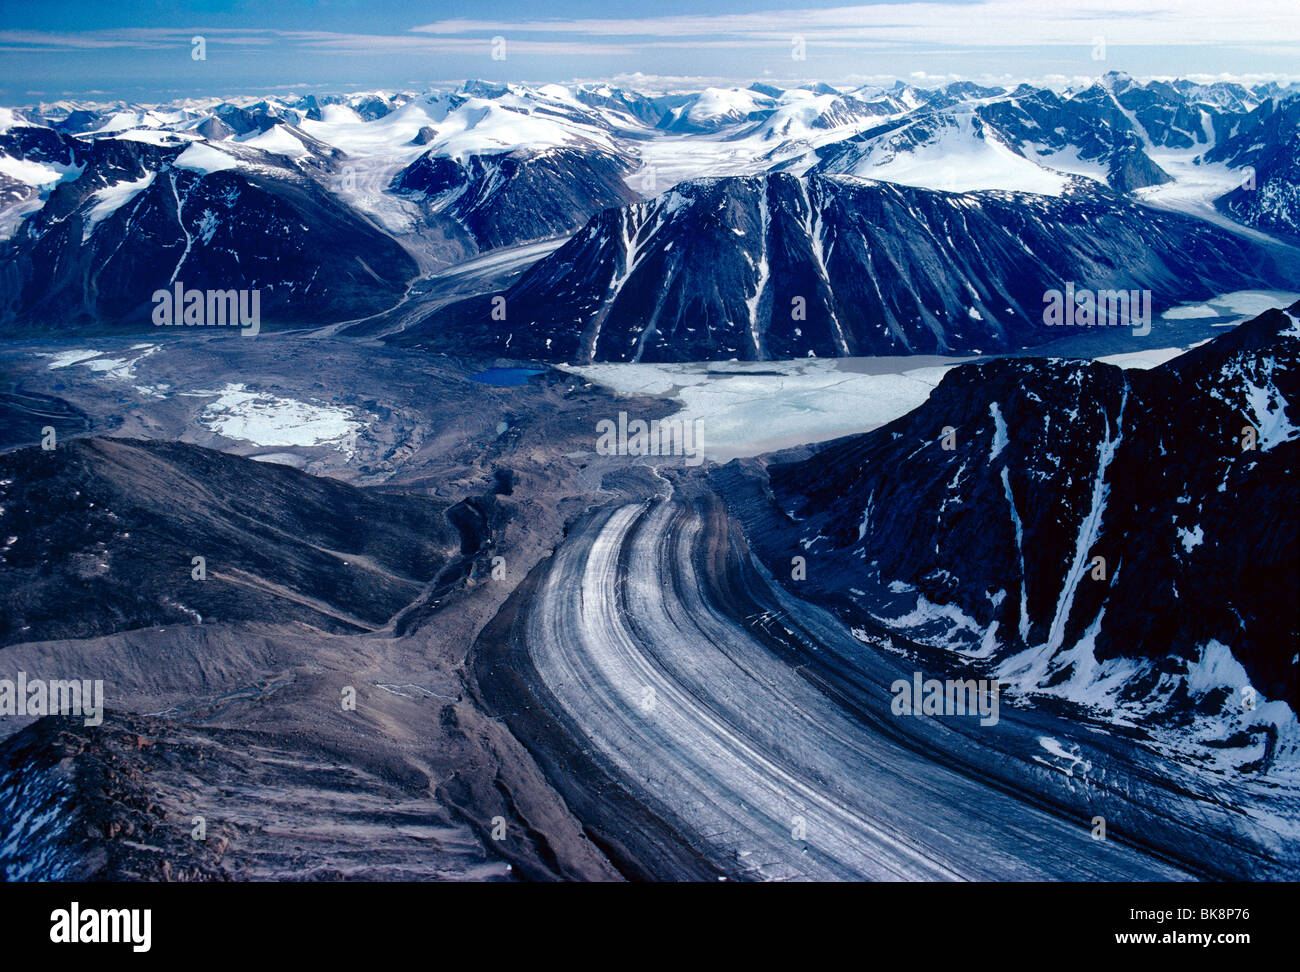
<box><xmin>3</xmin><ymin>0</ymin><xmax>1298</xmax><ymax>103</ymax></box>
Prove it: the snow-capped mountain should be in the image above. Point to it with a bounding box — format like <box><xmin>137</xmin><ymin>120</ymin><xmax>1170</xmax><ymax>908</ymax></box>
<box><xmin>0</xmin><ymin>130</ymin><xmax>417</xmax><ymax>332</ymax></box>
<box><xmin>751</xmin><ymin>302</ymin><xmax>1299</xmax><ymax>755</ymax></box>
<box><xmin>0</xmin><ymin>83</ymin><xmax>655</xmax><ymax>330</ymax></box>
<box><xmin>811</xmin><ymin>73</ymin><xmax>1282</xmax><ymax>197</ymax></box>
<box><xmin>4</xmin><ymin>66</ymin><xmax>1300</xmax><ymax>887</ymax></box>
<box><xmin>387</xmin><ymin>145</ymin><xmax>636</xmax><ymax>258</ymax></box>
<box><xmin>968</xmin><ymin>83</ymin><xmax>1173</xmax><ymax>194</ymax></box>
<box><xmin>657</xmin><ymin>86</ymin><xmax>776</xmax><ymax>133</ymax></box>
<box><xmin>1</xmin><ymin>74</ymin><xmax>1296</xmax><ymax>337</ymax></box>
<box><xmin>0</xmin><ymin>122</ymin><xmax>84</xmax><ymax>230</ymax></box>
<box><xmin>1204</xmin><ymin>97</ymin><xmax>1300</xmax><ymax>240</ymax></box>
<box><xmin>401</xmin><ymin>172</ymin><xmax>1300</xmax><ymax>362</ymax></box>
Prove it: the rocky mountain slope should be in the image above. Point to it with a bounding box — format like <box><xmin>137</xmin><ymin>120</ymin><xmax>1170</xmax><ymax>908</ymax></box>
<box><xmin>727</xmin><ymin>303</ymin><xmax>1298</xmax><ymax>760</ymax></box>
<box><xmin>401</xmin><ymin>173</ymin><xmax>1300</xmax><ymax>362</ymax></box>
<box><xmin>2</xmin><ymin>74</ymin><xmax>1295</xmax><ymax>339</ymax></box>
<box><xmin>0</xmin><ymin>437</ymin><xmax>471</xmax><ymax>645</ymax></box>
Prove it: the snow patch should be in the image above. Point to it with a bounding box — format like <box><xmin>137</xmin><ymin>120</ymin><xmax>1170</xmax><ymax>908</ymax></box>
<box><xmin>82</xmin><ymin>171</ymin><xmax>155</xmax><ymax>241</ymax></box>
<box><xmin>988</xmin><ymin>402</ymin><xmax>1008</xmax><ymax>460</ymax></box>
<box><xmin>199</xmin><ymin>383</ymin><xmax>363</xmax><ymax>455</ymax></box>
<box><xmin>174</xmin><ymin>143</ymin><xmax>239</xmax><ymax>174</ymax></box>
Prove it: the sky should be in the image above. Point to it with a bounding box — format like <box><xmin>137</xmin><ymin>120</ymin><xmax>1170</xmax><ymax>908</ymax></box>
<box><xmin>2</xmin><ymin>0</ymin><xmax>1298</xmax><ymax>104</ymax></box>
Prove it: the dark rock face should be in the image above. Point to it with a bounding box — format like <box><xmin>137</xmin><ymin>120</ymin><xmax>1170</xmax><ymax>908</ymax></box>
<box><xmin>3</xmin><ymin>78</ymin><xmax>1294</xmax><ymax>342</ymax></box>
<box><xmin>192</xmin><ymin>115</ymin><xmax>236</xmax><ymax>141</ymax></box>
<box><xmin>0</xmin><ymin>437</ymin><xmax>462</xmax><ymax>645</ymax></box>
<box><xmin>1208</xmin><ymin>98</ymin><xmax>1300</xmax><ymax>240</ymax></box>
<box><xmin>0</xmin><ymin>139</ymin><xmax>417</xmax><ymax>333</ymax></box>
<box><xmin>389</xmin><ymin>146</ymin><xmax>636</xmax><ymax>253</ymax></box>
<box><xmin>403</xmin><ymin>173</ymin><xmax>1300</xmax><ymax>363</ymax></box>
<box><xmin>0</xmin><ymin>126</ymin><xmax>85</xmax><ymax>209</ymax></box>
<box><xmin>0</xmin><ymin>714</ymin><xmax>236</xmax><ymax>881</ymax></box>
<box><xmin>1104</xmin><ymin>137</ymin><xmax>1174</xmax><ymax>195</ymax></box>
<box><xmin>211</xmin><ymin>103</ymin><xmax>284</xmax><ymax>137</ymax></box>
<box><xmin>0</xmin><ymin>124</ymin><xmax>637</xmax><ymax>334</ymax></box>
<box><xmin>762</xmin><ymin>302</ymin><xmax>1300</xmax><ymax>712</ymax></box>
<box><xmin>51</xmin><ymin>109</ymin><xmax>104</xmax><ymax>136</ymax></box>
<box><xmin>1108</xmin><ymin>76</ymin><xmax>1216</xmax><ymax>150</ymax></box>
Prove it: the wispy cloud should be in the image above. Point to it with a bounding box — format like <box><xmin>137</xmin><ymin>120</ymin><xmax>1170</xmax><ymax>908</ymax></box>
<box><xmin>410</xmin><ymin>1</ymin><xmax>1300</xmax><ymax>48</ymax></box>
<box><xmin>4</xmin><ymin>0</ymin><xmax>1297</xmax><ymax>104</ymax></box>
<box><xmin>3</xmin><ymin>1</ymin><xmax>1297</xmax><ymax>60</ymax></box>
<box><xmin>0</xmin><ymin>27</ymin><xmax>631</xmax><ymax>57</ymax></box>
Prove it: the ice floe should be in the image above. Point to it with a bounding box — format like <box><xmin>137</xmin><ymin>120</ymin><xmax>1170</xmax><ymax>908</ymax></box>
<box><xmin>564</xmin><ymin>356</ymin><xmax>962</xmax><ymax>461</ymax></box>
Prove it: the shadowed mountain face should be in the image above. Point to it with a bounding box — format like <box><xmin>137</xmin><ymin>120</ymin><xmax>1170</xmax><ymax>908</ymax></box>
<box><xmin>389</xmin><ymin>146</ymin><xmax>638</xmax><ymax>254</ymax></box>
<box><xmin>400</xmin><ymin>170</ymin><xmax>1294</xmax><ymax>363</ymax></box>
<box><xmin>0</xmin><ymin>137</ymin><xmax>417</xmax><ymax>334</ymax></box>
<box><xmin>1207</xmin><ymin>98</ymin><xmax>1300</xmax><ymax>241</ymax></box>
<box><xmin>0</xmin><ymin>437</ymin><xmax>464</xmax><ymax>645</ymax></box>
<box><xmin>402</xmin><ymin>173</ymin><xmax>1300</xmax><ymax>363</ymax></box>
<box><xmin>758</xmin><ymin>302</ymin><xmax>1299</xmax><ymax>715</ymax></box>
<box><xmin>2</xmin><ymin>76</ymin><xmax>1295</xmax><ymax>342</ymax></box>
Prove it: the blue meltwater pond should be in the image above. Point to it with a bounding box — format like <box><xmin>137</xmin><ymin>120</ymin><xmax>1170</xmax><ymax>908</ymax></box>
<box><xmin>467</xmin><ymin>367</ymin><xmax>545</xmax><ymax>386</ymax></box>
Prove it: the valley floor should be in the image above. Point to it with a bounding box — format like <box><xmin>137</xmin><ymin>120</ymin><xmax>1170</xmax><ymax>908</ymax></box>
<box><xmin>1</xmin><ymin>324</ymin><xmax>1296</xmax><ymax>881</ymax></box>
